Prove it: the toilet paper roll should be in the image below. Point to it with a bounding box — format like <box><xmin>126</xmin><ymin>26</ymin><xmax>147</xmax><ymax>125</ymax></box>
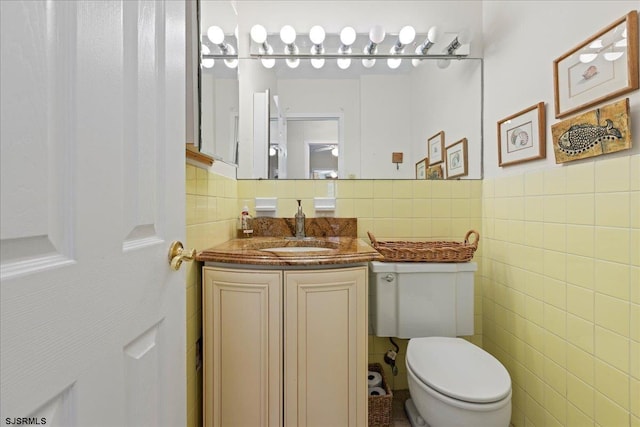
<box><xmin>367</xmin><ymin>371</ymin><xmax>382</xmax><ymax>388</ymax></box>
<box><xmin>368</xmin><ymin>386</ymin><xmax>387</xmax><ymax>396</ymax></box>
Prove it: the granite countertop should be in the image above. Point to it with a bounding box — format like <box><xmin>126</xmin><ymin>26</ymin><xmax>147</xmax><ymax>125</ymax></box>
<box><xmin>195</xmin><ymin>236</ymin><xmax>383</xmax><ymax>266</ymax></box>
<box><xmin>195</xmin><ymin>217</ymin><xmax>383</xmax><ymax>266</ymax></box>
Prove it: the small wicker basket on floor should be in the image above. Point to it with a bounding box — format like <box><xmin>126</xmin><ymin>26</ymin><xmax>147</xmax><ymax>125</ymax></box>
<box><xmin>368</xmin><ymin>363</ymin><xmax>393</xmax><ymax>427</ymax></box>
<box><xmin>367</xmin><ymin>230</ymin><xmax>479</xmax><ymax>263</ymax></box>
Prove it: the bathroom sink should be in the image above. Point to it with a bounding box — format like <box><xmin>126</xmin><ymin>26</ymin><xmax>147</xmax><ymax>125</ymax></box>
<box><xmin>260</xmin><ymin>246</ymin><xmax>334</xmax><ymax>253</ymax></box>
<box><xmin>196</xmin><ymin>236</ymin><xmax>384</xmax><ymax>266</ymax></box>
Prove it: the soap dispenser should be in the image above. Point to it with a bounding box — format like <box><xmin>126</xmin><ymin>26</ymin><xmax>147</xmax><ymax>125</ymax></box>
<box><xmin>239</xmin><ymin>202</ymin><xmax>253</xmax><ymax>238</ymax></box>
<box><xmin>295</xmin><ymin>199</ymin><xmax>305</xmax><ymax>238</ymax></box>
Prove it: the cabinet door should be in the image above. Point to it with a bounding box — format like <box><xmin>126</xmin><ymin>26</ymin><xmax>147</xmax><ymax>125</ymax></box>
<box><xmin>203</xmin><ymin>267</ymin><xmax>282</xmax><ymax>427</ymax></box>
<box><xmin>284</xmin><ymin>267</ymin><xmax>368</xmax><ymax>427</ymax></box>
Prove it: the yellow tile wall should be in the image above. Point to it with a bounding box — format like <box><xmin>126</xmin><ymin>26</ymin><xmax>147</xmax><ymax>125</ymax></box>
<box><xmin>185</xmin><ymin>164</ymin><xmax>238</xmax><ymax>427</ymax></box>
<box><xmin>482</xmin><ymin>154</ymin><xmax>639</xmax><ymax>427</ymax></box>
<box><xmin>185</xmin><ymin>154</ymin><xmax>639</xmax><ymax>424</ymax></box>
<box><xmin>238</xmin><ymin>179</ymin><xmax>484</xmax><ymax>390</ymax></box>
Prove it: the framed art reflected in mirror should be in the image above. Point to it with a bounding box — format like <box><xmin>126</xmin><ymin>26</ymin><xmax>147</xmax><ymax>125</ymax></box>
<box><xmin>415</xmin><ymin>157</ymin><xmax>427</xmax><ymax>179</ymax></box>
<box><xmin>445</xmin><ymin>138</ymin><xmax>468</xmax><ymax>179</ymax></box>
<box><xmin>426</xmin><ymin>164</ymin><xmax>444</xmax><ymax>180</ymax></box>
<box><xmin>427</xmin><ymin>131</ymin><xmax>445</xmax><ymax>165</ymax></box>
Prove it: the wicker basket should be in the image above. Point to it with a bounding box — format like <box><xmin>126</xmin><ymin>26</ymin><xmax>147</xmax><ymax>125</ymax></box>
<box><xmin>368</xmin><ymin>363</ymin><xmax>393</xmax><ymax>427</ymax></box>
<box><xmin>368</xmin><ymin>230</ymin><xmax>479</xmax><ymax>263</ymax></box>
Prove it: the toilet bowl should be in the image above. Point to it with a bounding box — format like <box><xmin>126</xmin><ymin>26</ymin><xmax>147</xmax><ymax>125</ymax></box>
<box><xmin>368</xmin><ymin>261</ymin><xmax>512</xmax><ymax>427</ymax></box>
<box><xmin>405</xmin><ymin>337</ymin><xmax>511</xmax><ymax>427</ymax></box>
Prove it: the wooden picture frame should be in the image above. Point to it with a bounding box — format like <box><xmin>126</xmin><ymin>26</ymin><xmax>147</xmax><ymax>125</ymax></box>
<box><xmin>553</xmin><ymin>10</ymin><xmax>638</xmax><ymax>119</ymax></box>
<box><xmin>550</xmin><ymin>97</ymin><xmax>631</xmax><ymax>164</ymax></box>
<box><xmin>415</xmin><ymin>157</ymin><xmax>427</xmax><ymax>179</ymax></box>
<box><xmin>497</xmin><ymin>102</ymin><xmax>546</xmax><ymax>166</ymax></box>
<box><xmin>426</xmin><ymin>164</ymin><xmax>444</xmax><ymax>180</ymax></box>
<box><xmin>427</xmin><ymin>131</ymin><xmax>445</xmax><ymax>165</ymax></box>
<box><xmin>445</xmin><ymin>138</ymin><xmax>468</xmax><ymax>179</ymax></box>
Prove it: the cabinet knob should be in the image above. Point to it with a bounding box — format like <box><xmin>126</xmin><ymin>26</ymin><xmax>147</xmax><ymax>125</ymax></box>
<box><xmin>383</xmin><ymin>274</ymin><xmax>395</xmax><ymax>282</ymax></box>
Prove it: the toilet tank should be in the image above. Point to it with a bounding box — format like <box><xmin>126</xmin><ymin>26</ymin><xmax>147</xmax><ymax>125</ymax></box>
<box><xmin>369</xmin><ymin>261</ymin><xmax>477</xmax><ymax>338</ymax></box>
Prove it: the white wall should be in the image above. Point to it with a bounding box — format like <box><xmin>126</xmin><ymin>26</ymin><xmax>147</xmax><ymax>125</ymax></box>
<box><xmin>410</xmin><ymin>59</ymin><xmax>483</xmax><ymax>179</ymax></box>
<box><xmin>483</xmin><ymin>1</ymin><xmax>639</xmax><ymax>179</ymax></box>
<box><xmin>360</xmin><ymin>74</ymin><xmax>414</xmax><ymax>178</ymax></box>
<box><xmin>200</xmin><ymin>73</ymin><xmax>239</xmax><ymax>162</ymax></box>
<box><xmin>277</xmin><ymin>79</ymin><xmax>359</xmax><ymax>177</ymax></box>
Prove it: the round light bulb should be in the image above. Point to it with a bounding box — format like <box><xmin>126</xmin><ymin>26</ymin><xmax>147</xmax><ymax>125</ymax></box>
<box><xmin>411</xmin><ymin>58</ymin><xmax>422</xmax><ymax>67</ymax></box>
<box><xmin>280</xmin><ymin>25</ymin><xmax>296</xmax><ymax>44</ymax></box>
<box><xmin>579</xmin><ymin>53</ymin><xmax>598</xmax><ymax>63</ymax></box>
<box><xmin>614</xmin><ymin>38</ymin><xmax>628</xmax><ymax>48</ymax></box>
<box><xmin>604</xmin><ymin>51</ymin><xmax>624</xmax><ymax>61</ymax></box>
<box><xmin>269</xmin><ymin>147</ymin><xmax>276</xmax><ymax>156</ymax></box>
<box><xmin>331</xmin><ymin>147</ymin><xmax>339</xmax><ymax>157</ymax></box>
<box><xmin>224</xmin><ymin>58</ymin><xmax>238</xmax><ymax>68</ymax></box>
<box><xmin>362</xmin><ymin>58</ymin><xmax>376</xmax><ymax>68</ymax></box>
<box><xmin>286</xmin><ymin>58</ymin><xmax>300</xmax><ymax>68</ymax></box>
<box><xmin>311</xmin><ymin>58</ymin><xmax>325</xmax><ymax>69</ymax></box>
<box><xmin>201</xmin><ymin>45</ymin><xmax>214</xmax><ymax>68</ymax></box>
<box><xmin>427</xmin><ymin>26</ymin><xmax>440</xmax><ymax>43</ymax></box>
<box><xmin>398</xmin><ymin>26</ymin><xmax>416</xmax><ymax>45</ymax></box>
<box><xmin>387</xmin><ymin>57</ymin><xmax>402</xmax><ymax>69</ymax></box>
<box><xmin>250</xmin><ymin>24</ymin><xmax>267</xmax><ymax>44</ymax></box>
<box><xmin>207</xmin><ymin>26</ymin><xmax>225</xmax><ymax>45</ymax></box>
<box><xmin>337</xmin><ymin>57</ymin><xmax>351</xmax><ymax>69</ymax></box>
<box><xmin>309</xmin><ymin>25</ymin><xmax>325</xmax><ymax>45</ymax></box>
<box><xmin>437</xmin><ymin>59</ymin><xmax>451</xmax><ymax>69</ymax></box>
<box><xmin>261</xmin><ymin>58</ymin><xmax>275</xmax><ymax>69</ymax></box>
<box><xmin>589</xmin><ymin>39</ymin><xmax>603</xmax><ymax>49</ymax></box>
<box><xmin>369</xmin><ymin>25</ymin><xmax>385</xmax><ymax>44</ymax></box>
<box><xmin>340</xmin><ymin>26</ymin><xmax>357</xmax><ymax>46</ymax></box>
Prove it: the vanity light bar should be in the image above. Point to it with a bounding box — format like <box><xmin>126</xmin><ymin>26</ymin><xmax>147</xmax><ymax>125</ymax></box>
<box><xmin>200</xmin><ymin>25</ymin><xmax>472</xmax><ymax>70</ymax></box>
<box><xmin>247</xmin><ymin>26</ymin><xmax>471</xmax><ymax>59</ymax></box>
<box><xmin>200</xmin><ymin>27</ymin><xmax>239</xmax><ymax>67</ymax></box>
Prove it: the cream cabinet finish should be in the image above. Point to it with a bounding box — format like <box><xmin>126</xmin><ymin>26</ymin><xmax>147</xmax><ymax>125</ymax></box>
<box><xmin>284</xmin><ymin>268</ymin><xmax>368</xmax><ymax>427</ymax></box>
<box><xmin>203</xmin><ymin>268</ymin><xmax>283</xmax><ymax>427</ymax></box>
<box><xmin>203</xmin><ymin>265</ymin><xmax>368</xmax><ymax>427</ymax></box>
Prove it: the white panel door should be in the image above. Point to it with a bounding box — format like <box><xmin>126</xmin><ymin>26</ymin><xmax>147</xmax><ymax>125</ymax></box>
<box><xmin>0</xmin><ymin>1</ymin><xmax>186</xmax><ymax>426</ymax></box>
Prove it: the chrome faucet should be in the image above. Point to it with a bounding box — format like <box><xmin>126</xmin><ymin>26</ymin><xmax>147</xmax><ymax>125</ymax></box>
<box><xmin>295</xmin><ymin>199</ymin><xmax>306</xmax><ymax>238</ymax></box>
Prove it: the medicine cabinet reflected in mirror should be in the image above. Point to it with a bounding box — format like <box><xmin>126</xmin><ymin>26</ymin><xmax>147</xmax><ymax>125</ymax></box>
<box><xmin>198</xmin><ymin>0</ymin><xmax>484</xmax><ymax>180</ymax></box>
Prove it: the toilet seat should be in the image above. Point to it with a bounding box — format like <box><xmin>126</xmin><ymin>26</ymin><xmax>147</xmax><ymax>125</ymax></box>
<box><xmin>406</xmin><ymin>337</ymin><xmax>511</xmax><ymax>404</ymax></box>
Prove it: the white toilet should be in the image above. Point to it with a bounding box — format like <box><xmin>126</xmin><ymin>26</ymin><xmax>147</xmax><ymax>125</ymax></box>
<box><xmin>369</xmin><ymin>261</ymin><xmax>512</xmax><ymax>427</ymax></box>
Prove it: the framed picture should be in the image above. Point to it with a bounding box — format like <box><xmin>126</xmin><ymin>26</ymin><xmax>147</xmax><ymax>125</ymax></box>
<box><xmin>445</xmin><ymin>138</ymin><xmax>468</xmax><ymax>179</ymax></box>
<box><xmin>415</xmin><ymin>157</ymin><xmax>427</xmax><ymax>179</ymax></box>
<box><xmin>497</xmin><ymin>102</ymin><xmax>546</xmax><ymax>167</ymax></box>
<box><xmin>427</xmin><ymin>131</ymin><xmax>445</xmax><ymax>165</ymax></box>
<box><xmin>426</xmin><ymin>164</ymin><xmax>444</xmax><ymax>180</ymax></box>
<box><xmin>551</xmin><ymin>97</ymin><xmax>631</xmax><ymax>164</ymax></box>
<box><xmin>553</xmin><ymin>10</ymin><xmax>638</xmax><ymax>119</ymax></box>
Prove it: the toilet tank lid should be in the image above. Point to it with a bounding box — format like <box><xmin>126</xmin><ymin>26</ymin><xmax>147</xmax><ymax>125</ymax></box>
<box><xmin>406</xmin><ymin>337</ymin><xmax>511</xmax><ymax>404</ymax></box>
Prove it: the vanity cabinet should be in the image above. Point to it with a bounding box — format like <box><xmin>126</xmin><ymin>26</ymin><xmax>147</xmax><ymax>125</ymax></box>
<box><xmin>203</xmin><ymin>265</ymin><xmax>368</xmax><ymax>427</ymax></box>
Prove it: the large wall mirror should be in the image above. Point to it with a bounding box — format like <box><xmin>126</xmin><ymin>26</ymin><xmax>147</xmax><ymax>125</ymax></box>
<box><xmin>199</xmin><ymin>1</ymin><xmax>484</xmax><ymax>180</ymax></box>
